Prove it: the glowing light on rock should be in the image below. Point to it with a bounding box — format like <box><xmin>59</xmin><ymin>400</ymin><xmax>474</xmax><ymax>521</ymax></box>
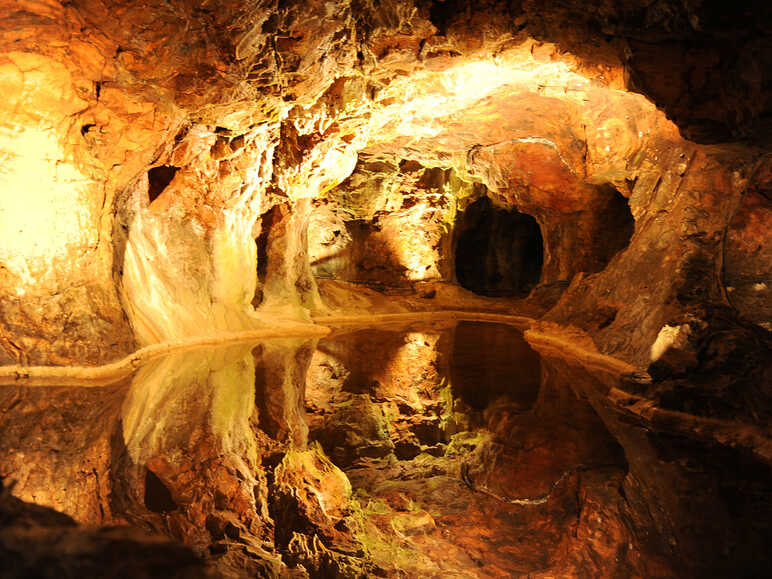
<box><xmin>368</xmin><ymin>49</ymin><xmax>589</xmax><ymax>148</ymax></box>
<box><xmin>650</xmin><ymin>324</ymin><xmax>690</xmax><ymax>362</ymax></box>
<box><xmin>386</xmin><ymin>202</ymin><xmax>447</xmax><ymax>282</ymax></box>
<box><xmin>391</xmin><ymin>332</ymin><xmax>441</xmax><ymax>405</ymax></box>
<box><xmin>122</xmin><ymin>345</ymin><xmax>258</xmax><ymax>465</ymax></box>
<box><xmin>396</xmin><ymin>203</ymin><xmax>433</xmax><ymax>281</ymax></box>
<box><xmin>277</xmin><ymin>142</ymin><xmax>359</xmax><ymax>201</ymax></box>
<box><xmin>0</xmin><ymin>126</ymin><xmax>94</xmax><ymax>293</ymax></box>
<box><xmin>121</xmin><ymin>205</ymin><xmax>263</xmax><ymax>345</ymax></box>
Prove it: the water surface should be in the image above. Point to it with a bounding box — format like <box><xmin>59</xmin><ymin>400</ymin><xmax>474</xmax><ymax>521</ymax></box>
<box><xmin>1</xmin><ymin>321</ymin><xmax>768</xmax><ymax>577</ymax></box>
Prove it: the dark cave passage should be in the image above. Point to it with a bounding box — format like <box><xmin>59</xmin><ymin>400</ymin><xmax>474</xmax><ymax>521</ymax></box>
<box><xmin>144</xmin><ymin>469</ymin><xmax>177</xmax><ymax>513</ymax></box>
<box><xmin>455</xmin><ymin>197</ymin><xmax>544</xmax><ymax>297</ymax></box>
<box><xmin>590</xmin><ymin>186</ymin><xmax>635</xmax><ymax>273</ymax></box>
<box><xmin>253</xmin><ymin>205</ymin><xmax>280</xmax><ymax>308</ymax></box>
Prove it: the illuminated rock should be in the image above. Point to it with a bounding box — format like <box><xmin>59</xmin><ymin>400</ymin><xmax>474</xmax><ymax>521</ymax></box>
<box><xmin>0</xmin><ymin>1</ymin><xmax>770</xmax><ymax>577</ymax></box>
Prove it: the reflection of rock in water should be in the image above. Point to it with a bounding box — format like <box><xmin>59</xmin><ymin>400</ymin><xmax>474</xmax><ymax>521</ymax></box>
<box><xmin>305</xmin><ymin>327</ymin><xmax>450</xmax><ymax>466</ymax></box>
<box><xmin>540</xmin><ymin>352</ymin><xmax>772</xmax><ymax>579</ymax></box>
<box><xmin>115</xmin><ymin>338</ymin><xmax>348</xmax><ymax>576</ymax></box>
<box><xmin>450</xmin><ymin>321</ymin><xmax>541</xmax><ymax>410</ymax></box>
<box><xmin>121</xmin><ymin>344</ymin><xmax>258</xmax><ymax>465</ymax></box>
<box><xmin>0</xmin><ymin>378</ymin><xmax>132</xmax><ymax>527</ymax></box>
<box><xmin>114</xmin><ymin>342</ymin><xmax>288</xmax><ymax>575</ymax></box>
<box><xmin>1</xmin><ymin>324</ymin><xmax>769</xmax><ymax>577</ymax></box>
<box><xmin>304</xmin><ymin>321</ymin><xmax>655</xmax><ymax>577</ymax></box>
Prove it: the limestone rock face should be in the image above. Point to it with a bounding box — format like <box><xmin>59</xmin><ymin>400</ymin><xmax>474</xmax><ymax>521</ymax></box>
<box><xmin>308</xmin><ymin>162</ymin><xmax>460</xmax><ymax>288</ymax></box>
<box><xmin>1</xmin><ymin>0</ymin><xmax>771</xmax><ymax>577</ymax></box>
<box><xmin>0</xmin><ymin>0</ymin><xmax>769</xmax><ymax>365</ymax></box>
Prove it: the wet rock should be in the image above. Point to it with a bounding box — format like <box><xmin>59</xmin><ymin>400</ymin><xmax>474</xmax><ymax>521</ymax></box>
<box><xmin>644</xmin><ymin>304</ymin><xmax>772</xmax><ymax>424</ymax></box>
<box><xmin>1</xmin><ymin>0</ymin><xmax>771</xmax><ymax>576</ymax></box>
<box><xmin>271</xmin><ymin>443</ymin><xmax>353</xmax><ymax>546</ymax></box>
<box><xmin>0</xmin><ymin>478</ymin><xmax>209</xmax><ymax>578</ymax></box>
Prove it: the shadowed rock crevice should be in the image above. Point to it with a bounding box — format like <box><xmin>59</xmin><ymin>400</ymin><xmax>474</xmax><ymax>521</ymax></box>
<box><xmin>144</xmin><ymin>469</ymin><xmax>178</xmax><ymax>514</ymax></box>
<box><xmin>147</xmin><ymin>165</ymin><xmax>179</xmax><ymax>203</ymax></box>
<box><xmin>723</xmin><ymin>184</ymin><xmax>772</xmax><ymax>329</ymax></box>
<box><xmin>254</xmin><ymin>206</ymin><xmax>281</xmax><ymax>308</ymax></box>
<box><xmin>588</xmin><ymin>185</ymin><xmax>636</xmax><ymax>274</ymax></box>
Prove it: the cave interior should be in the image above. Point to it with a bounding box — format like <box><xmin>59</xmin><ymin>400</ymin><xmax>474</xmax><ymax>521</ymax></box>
<box><xmin>0</xmin><ymin>1</ymin><xmax>770</xmax><ymax>578</ymax></box>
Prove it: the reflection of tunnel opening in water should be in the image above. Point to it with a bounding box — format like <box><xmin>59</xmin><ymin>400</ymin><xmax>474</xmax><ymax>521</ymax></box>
<box><xmin>450</xmin><ymin>321</ymin><xmax>541</xmax><ymax>410</ymax></box>
<box><xmin>455</xmin><ymin>197</ymin><xmax>543</xmax><ymax>297</ymax></box>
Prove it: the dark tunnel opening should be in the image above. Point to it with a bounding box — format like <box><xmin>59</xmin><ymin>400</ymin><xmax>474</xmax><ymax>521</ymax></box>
<box><xmin>147</xmin><ymin>165</ymin><xmax>179</xmax><ymax>203</ymax></box>
<box><xmin>144</xmin><ymin>469</ymin><xmax>178</xmax><ymax>513</ymax></box>
<box><xmin>455</xmin><ymin>197</ymin><xmax>544</xmax><ymax>297</ymax></box>
<box><xmin>590</xmin><ymin>185</ymin><xmax>635</xmax><ymax>273</ymax></box>
<box><xmin>253</xmin><ymin>205</ymin><xmax>281</xmax><ymax>308</ymax></box>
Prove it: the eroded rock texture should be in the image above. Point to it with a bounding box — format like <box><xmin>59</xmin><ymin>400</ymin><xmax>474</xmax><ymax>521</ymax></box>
<box><xmin>1</xmin><ymin>0</ymin><xmax>771</xmax><ymax>577</ymax></box>
<box><xmin>0</xmin><ymin>477</ymin><xmax>209</xmax><ymax>579</ymax></box>
<box><xmin>0</xmin><ymin>0</ymin><xmax>768</xmax><ymax>365</ymax></box>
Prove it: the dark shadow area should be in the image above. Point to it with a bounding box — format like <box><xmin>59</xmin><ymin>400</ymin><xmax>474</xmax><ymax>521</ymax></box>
<box><xmin>147</xmin><ymin>165</ymin><xmax>179</xmax><ymax>203</ymax></box>
<box><xmin>0</xmin><ymin>478</ymin><xmax>205</xmax><ymax>578</ymax></box>
<box><xmin>450</xmin><ymin>321</ymin><xmax>541</xmax><ymax>410</ymax></box>
<box><xmin>723</xmin><ymin>188</ymin><xmax>772</xmax><ymax>327</ymax></box>
<box><xmin>144</xmin><ymin>469</ymin><xmax>177</xmax><ymax>513</ymax></box>
<box><xmin>428</xmin><ymin>0</ymin><xmax>465</xmax><ymax>35</ymax></box>
<box><xmin>646</xmin><ymin>431</ymin><xmax>772</xmax><ymax>578</ymax></box>
<box><xmin>253</xmin><ymin>205</ymin><xmax>281</xmax><ymax>307</ymax></box>
<box><xmin>590</xmin><ymin>185</ymin><xmax>635</xmax><ymax>272</ymax></box>
<box><xmin>455</xmin><ymin>197</ymin><xmax>543</xmax><ymax>296</ymax></box>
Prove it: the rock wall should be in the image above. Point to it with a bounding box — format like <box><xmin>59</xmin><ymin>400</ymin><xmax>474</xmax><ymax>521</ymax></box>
<box><xmin>2</xmin><ymin>4</ymin><xmax>771</xmax><ymax>578</ymax></box>
<box><xmin>1</xmin><ymin>0</ymin><xmax>769</xmax><ymax>367</ymax></box>
<box><xmin>724</xmin><ymin>158</ymin><xmax>772</xmax><ymax>329</ymax></box>
<box><xmin>308</xmin><ymin>162</ymin><xmax>461</xmax><ymax>288</ymax></box>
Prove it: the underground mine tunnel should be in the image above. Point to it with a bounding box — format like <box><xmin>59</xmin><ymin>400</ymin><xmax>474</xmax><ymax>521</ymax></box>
<box><xmin>454</xmin><ymin>196</ymin><xmax>544</xmax><ymax>297</ymax></box>
<box><xmin>0</xmin><ymin>1</ymin><xmax>770</xmax><ymax>578</ymax></box>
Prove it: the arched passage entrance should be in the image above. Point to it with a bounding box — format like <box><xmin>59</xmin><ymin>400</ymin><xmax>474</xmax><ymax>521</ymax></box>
<box><xmin>455</xmin><ymin>197</ymin><xmax>543</xmax><ymax>297</ymax></box>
